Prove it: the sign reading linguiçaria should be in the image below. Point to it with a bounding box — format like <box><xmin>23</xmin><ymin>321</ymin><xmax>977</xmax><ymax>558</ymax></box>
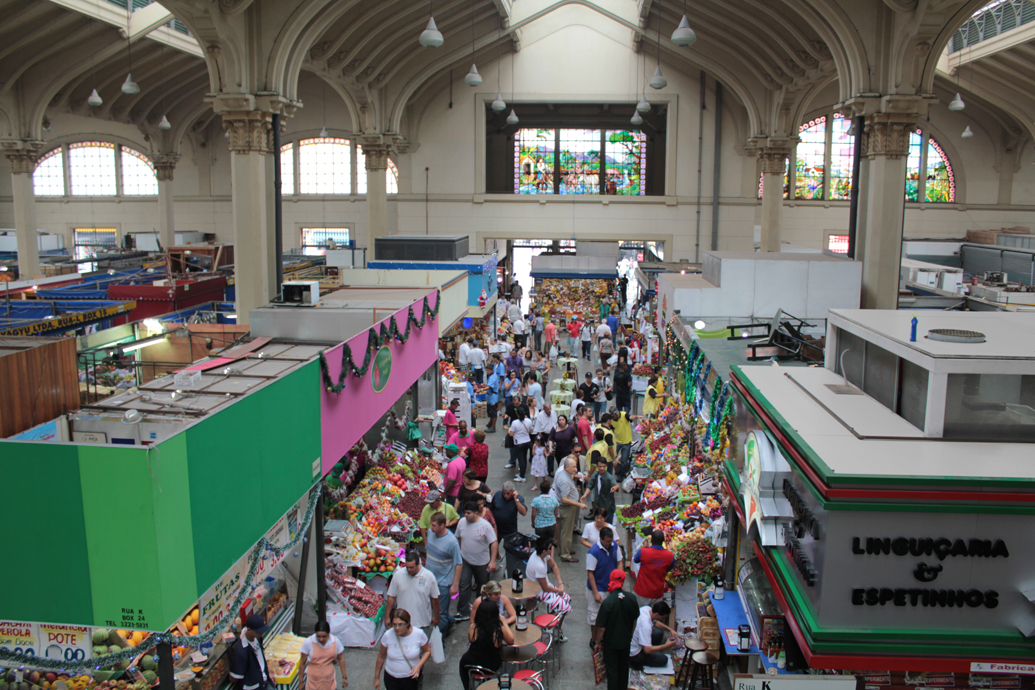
<box><xmin>850</xmin><ymin>536</ymin><xmax>1008</xmax><ymax>610</ymax></box>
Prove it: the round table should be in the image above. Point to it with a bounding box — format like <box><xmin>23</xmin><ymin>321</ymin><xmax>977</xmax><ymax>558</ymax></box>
<box><xmin>549</xmin><ymin>389</ymin><xmax>573</xmax><ymax>404</ymax></box>
<box><xmin>508</xmin><ymin>623</ymin><xmax>543</xmax><ymax>649</ymax></box>
<box><xmin>557</xmin><ymin>357</ymin><xmax>579</xmax><ymax>370</ymax></box>
<box><xmin>558</xmin><ymin>379</ymin><xmax>576</xmax><ymax>391</ymax></box>
<box><xmin>501</xmin><ymin>579</ymin><xmax>541</xmax><ymax>599</ymax></box>
<box><xmin>478</xmin><ymin>680</ymin><xmax>533</xmax><ymax>690</ymax></box>
<box><xmin>553</xmin><ymin>404</ymin><xmax>571</xmax><ymax>418</ymax></box>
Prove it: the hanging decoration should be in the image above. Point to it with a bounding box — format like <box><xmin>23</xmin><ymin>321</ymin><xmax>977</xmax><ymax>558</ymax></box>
<box><xmin>419</xmin><ymin>0</ymin><xmax>445</xmax><ymax>48</ymax></box>
<box><xmin>465</xmin><ymin>0</ymin><xmax>482</xmax><ymax>86</ymax></box>
<box><xmin>318</xmin><ymin>292</ymin><xmax>441</xmax><ymax>392</ymax></box>
<box><xmin>0</xmin><ymin>485</ymin><xmax>322</xmax><ymax>671</ymax></box>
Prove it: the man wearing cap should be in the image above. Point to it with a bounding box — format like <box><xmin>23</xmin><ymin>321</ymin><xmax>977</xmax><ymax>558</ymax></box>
<box><xmin>229</xmin><ymin>614</ymin><xmax>272</xmax><ymax>690</ymax></box>
<box><xmin>593</xmin><ymin>570</ymin><xmax>640</xmax><ymax>690</ymax></box>
<box><xmin>418</xmin><ymin>490</ymin><xmax>459</xmax><ymax>542</ymax></box>
<box><xmin>442</xmin><ymin>445</ymin><xmax>467</xmax><ymax>509</ymax></box>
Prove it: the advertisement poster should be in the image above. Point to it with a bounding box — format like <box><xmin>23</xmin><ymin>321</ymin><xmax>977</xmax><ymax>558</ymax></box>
<box><xmin>0</xmin><ymin>621</ymin><xmax>39</xmax><ymax>657</ymax></box>
<box><xmin>38</xmin><ymin>624</ymin><xmax>92</xmax><ymax>664</ymax></box>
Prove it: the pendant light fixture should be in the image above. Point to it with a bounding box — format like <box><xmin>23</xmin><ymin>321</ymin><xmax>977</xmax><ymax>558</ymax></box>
<box><xmin>671</xmin><ymin>0</ymin><xmax>697</xmax><ymax>47</ymax></box>
<box><xmin>88</xmin><ymin>3</ymin><xmax>103</xmax><ymax>107</ymax></box>
<box><xmin>649</xmin><ymin>6</ymin><xmax>667</xmax><ymax>89</ymax></box>
<box><xmin>961</xmin><ymin>125</ymin><xmax>974</xmax><ymax>139</ymax></box>
<box><xmin>631</xmin><ymin>110</ymin><xmax>643</xmax><ymax>126</ymax></box>
<box><xmin>632</xmin><ymin>52</ymin><xmax>645</xmax><ymax>125</ymax></box>
<box><xmin>948</xmin><ymin>92</ymin><xmax>965</xmax><ymax>111</ymax></box>
<box><xmin>121</xmin><ymin>21</ymin><xmax>140</xmax><ymax>95</ymax></box>
<box><xmin>319</xmin><ymin>79</ymin><xmax>328</xmax><ymax>138</ymax></box>
<box><xmin>157</xmin><ymin>45</ymin><xmax>171</xmax><ymax>130</ymax></box>
<box><xmin>159</xmin><ymin>115</ymin><xmax>171</xmax><ymax>130</ymax></box>
<box><xmin>506</xmin><ymin>43</ymin><xmax>518</xmax><ymax>126</ymax></box>
<box><xmin>507</xmin><ymin>109</ymin><xmax>519</xmax><ymax>125</ymax></box>
<box><xmin>491</xmin><ymin>16</ymin><xmax>506</xmax><ymax>112</ymax></box>
<box><xmin>637</xmin><ymin>91</ymin><xmax>651</xmax><ymax>113</ymax></box>
<box><xmin>419</xmin><ymin>0</ymin><xmax>444</xmax><ymax>48</ymax></box>
<box><xmin>465</xmin><ymin>0</ymin><xmax>482</xmax><ymax>86</ymax></box>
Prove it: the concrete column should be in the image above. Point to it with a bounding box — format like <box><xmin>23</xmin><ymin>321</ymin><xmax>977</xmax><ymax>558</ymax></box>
<box><xmin>223</xmin><ymin>111</ymin><xmax>274</xmax><ymax>325</ymax></box>
<box><xmin>2</xmin><ymin>142</ymin><xmax>44</xmax><ymax>278</ymax></box>
<box><xmin>758</xmin><ymin>148</ymin><xmax>789</xmax><ymax>253</ymax></box>
<box><xmin>859</xmin><ymin>113</ymin><xmax>915</xmax><ymax>310</ymax></box>
<box><xmin>363</xmin><ymin>142</ymin><xmax>391</xmax><ymax>260</ymax></box>
<box><xmin>153</xmin><ymin>154</ymin><xmax>180</xmax><ymax>251</ymax></box>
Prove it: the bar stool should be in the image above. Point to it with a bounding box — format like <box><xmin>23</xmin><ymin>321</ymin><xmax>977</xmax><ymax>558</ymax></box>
<box><xmin>534</xmin><ymin>611</ymin><xmax>565</xmax><ymax>643</ymax></box>
<box><xmin>674</xmin><ymin>638</ymin><xmax>709</xmax><ymax>690</ymax></box>
<box><xmin>688</xmin><ymin>650</ymin><xmax>719</xmax><ymax>690</ymax></box>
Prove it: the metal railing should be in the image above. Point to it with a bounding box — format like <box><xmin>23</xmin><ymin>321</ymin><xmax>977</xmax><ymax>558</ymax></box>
<box><xmin>949</xmin><ymin>0</ymin><xmax>1035</xmax><ymax>52</ymax></box>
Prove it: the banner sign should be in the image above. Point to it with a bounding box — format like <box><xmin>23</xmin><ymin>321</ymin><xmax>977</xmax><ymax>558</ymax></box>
<box><xmin>0</xmin><ymin>621</ymin><xmax>38</xmax><ymax>658</ymax></box>
<box><xmin>0</xmin><ymin>303</ymin><xmax>135</xmax><ymax>336</ymax></box>
<box><xmin>38</xmin><ymin>624</ymin><xmax>92</xmax><ymax>663</ymax></box>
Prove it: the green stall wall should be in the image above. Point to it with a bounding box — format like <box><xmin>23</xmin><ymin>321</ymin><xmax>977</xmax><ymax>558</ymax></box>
<box><xmin>0</xmin><ymin>361</ymin><xmax>321</xmax><ymax>630</ymax></box>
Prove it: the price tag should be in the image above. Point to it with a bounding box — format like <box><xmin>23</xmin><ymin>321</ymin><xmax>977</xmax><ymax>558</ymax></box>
<box><xmin>0</xmin><ymin>621</ymin><xmax>39</xmax><ymax>659</ymax></box>
<box><xmin>39</xmin><ymin>624</ymin><xmax>92</xmax><ymax>663</ymax></box>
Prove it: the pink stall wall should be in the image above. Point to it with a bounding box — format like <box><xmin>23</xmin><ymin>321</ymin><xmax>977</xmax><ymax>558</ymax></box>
<box><xmin>320</xmin><ymin>292</ymin><xmax>439</xmax><ymax>474</ymax></box>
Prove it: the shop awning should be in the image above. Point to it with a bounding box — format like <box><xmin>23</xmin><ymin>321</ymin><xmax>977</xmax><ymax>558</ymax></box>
<box><xmin>0</xmin><ymin>299</ymin><xmax>137</xmax><ymax>335</ymax></box>
<box><xmin>529</xmin><ymin>255</ymin><xmax>617</xmax><ymax>279</ymax></box>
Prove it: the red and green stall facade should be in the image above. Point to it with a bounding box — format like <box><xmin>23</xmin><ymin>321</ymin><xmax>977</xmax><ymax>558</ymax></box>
<box><xmin>724</xmin><ymin>364</ymin><xmax>1035</xmax><ymax>682</ymax></box>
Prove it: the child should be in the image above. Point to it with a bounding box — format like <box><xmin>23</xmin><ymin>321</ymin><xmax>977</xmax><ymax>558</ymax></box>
<box><xmin>530</xmin><ymin>478</ymin><xmax>559</xmax><ymax>540</ymax></box>
<box><xmin>530</xmin><ymin>433</ymin><xmax>548</xmax><ymax>491</ymax></box>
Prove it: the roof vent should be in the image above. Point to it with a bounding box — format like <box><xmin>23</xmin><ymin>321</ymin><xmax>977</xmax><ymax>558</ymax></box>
<box><xmin>926</xmin><ymin>328</ymin><xmax>986</xmax><ymax>344</ymax></box>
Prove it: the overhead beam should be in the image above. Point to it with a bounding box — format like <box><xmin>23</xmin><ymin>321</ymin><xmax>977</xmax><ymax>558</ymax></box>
<box><xmin>43</xmin><ymin>0</ymin><xmax>202</xmax><ymax>57</ymax></box>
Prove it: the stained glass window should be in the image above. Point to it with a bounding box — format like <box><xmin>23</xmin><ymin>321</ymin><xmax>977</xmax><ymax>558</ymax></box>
<box><xmin>299</xmin><ymin>137</ymin><xmax>350</xmax><ymax>194</ymax></box>
<box><xmin>280</xmin><ymin>143</ymin><xmax>294</xmax><ymax>195</ymax></box>
<box><xmin>905</xmin><ymin>131</ymin><xmax>924</xmax><ymax>202</ymax></box>
<box><xmin>121</xmin><ymin>147</ymin><xmax>158</xmax><ymax>196</ymax></box>
<box><xmin>387</xmin><ymin>160</ymin><xmax>399</xmax><ymax>194</ymax></box>
<box><xmin>69</xmin><ymin>142</ymin><xmax>117</xmax><ymax>196</ymax></box>
<box><xmin>925</xmin><ymin>137</ymin><xmax>955</xmax><ymax>203</ymax></box>
<box><xmin>605</xmin><ymin>130</ymin><xmax>647</xmax><ymax>196</ymax></box>
<box><xmin>829</xmin><ymin>114</ymin><xmax>854</xmax><ymax>200</ymax></box>
<box><xmin>827</xmin><ymin>234</ymin><xmax>849</xmax><ymax>254</ymax></box>
<box><xmin>558</xmin><ymin>129</ymin><xmax>601</xmax><ymax>195</ymax></box>
<box><xmin>33</xmin><ymin>148</ymin><xmax>65</xmax><ymax>196</ymax></box>
<box><xmin>515</xmin><ymin>129</ymin><xmax>556</xmax><ymax>194</ymax></box>
<box><xmin>795</xmin><ymin>116</ymin><xmax>826</xmax><ymax>199</ymax></box>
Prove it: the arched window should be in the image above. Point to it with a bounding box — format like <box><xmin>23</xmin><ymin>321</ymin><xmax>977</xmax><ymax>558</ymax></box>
<box><xmin>299</xmin><ymin>137</ymin><xmax>351</xmax><ymax>194</ymax></box>
<box><xmin>356</xmin><ymin>146</ymin><xmax>401</xmax><ymax>194</ymax></box>
<box><xmin>387</xmin><ymin>159</ymin><xmax>399</xmax><ymax>194</ymax></box>
<box><xmin>33</xmin><ymin>142</ymin><xmax>157</xmax><ymax>197</ymax></box>
<box><xmin>925</xmin><ymin>135</ymin><xmax>955</xmax><ymax>203</ymax></box>
<box><xmin>795</xmin><ymin>116</ymin><xmax>826</xmax><ymax>199</ymax></box>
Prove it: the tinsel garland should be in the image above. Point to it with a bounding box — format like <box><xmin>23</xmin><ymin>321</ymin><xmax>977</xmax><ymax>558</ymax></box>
<box><xmin>0</xmin><ymin>486</ymin><xmax>323</xmax><ymax>672</ymax></box>
<box><xmin>318</xmin><ymin>293</ymin><xmax>441</xmax><ymax>393</ymax></box>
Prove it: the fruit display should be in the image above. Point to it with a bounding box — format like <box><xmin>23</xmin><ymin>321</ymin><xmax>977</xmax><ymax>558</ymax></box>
<box><xmin>263</xmin><ymin>633</ymin><xmax>304</xmax><ymax>685</ymax></box>
<box><xmin>531</xmin><ymin>279</ymin><xmax>613</xmax><ymax>323</ymax></box>
<box><xmin>325</xmin><ymin>563</ymin><xmax>385</xmax><ymax>619</ymax></box>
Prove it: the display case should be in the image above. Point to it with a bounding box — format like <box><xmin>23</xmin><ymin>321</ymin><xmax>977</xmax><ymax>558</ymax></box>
<box><xmin>736</xmin><ymin>558</ymin><xmax>783</xmax><ymax>656</ymax></box>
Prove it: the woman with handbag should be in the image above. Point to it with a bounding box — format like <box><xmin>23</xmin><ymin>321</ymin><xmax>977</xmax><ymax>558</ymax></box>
<box><xmin>298</xmin><ymin>621</ymin><xmax>347</xmax><ymax>690</ymax></box>
<box><xmin>374</xmin><ymin>609</ymin><xmax>431</xmax><ymax>690</ymax></box>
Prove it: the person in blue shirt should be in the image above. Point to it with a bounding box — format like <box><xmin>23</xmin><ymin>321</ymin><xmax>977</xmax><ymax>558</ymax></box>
<box><xmin>485</xmin><ymin>360</ymin><xmax>502</xmax><ymax>433</ymax></box>
<box><xmin>586</xmin><ymin>527</ymin><xmax>624</xmax><ymax>646</ymax></box>
<box><xmin>606</xmin><ymin>313</ymin><xmax>620</xmax><ymax>341</ymax></box>
<box><xmin>425</xmin><ymin>512</ymin><xmax>463</xmax><ymax>636</ymax></box>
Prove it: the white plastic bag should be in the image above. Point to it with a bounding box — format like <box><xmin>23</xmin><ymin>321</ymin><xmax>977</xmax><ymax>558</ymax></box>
<box><xmin>429</xmin><ymin>626</ymin><xmax>445</xmax><ymax>664</ymax></box>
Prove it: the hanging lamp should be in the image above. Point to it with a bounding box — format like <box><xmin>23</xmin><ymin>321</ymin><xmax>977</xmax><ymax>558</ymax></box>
<box><xmin>671</xmin><ymin>15</ymin><xmax>697</xmax><ymax>47</ymax></box>
<box><xmin>464</xmin><ymin>0</ymin><xmax>481</xmax><ymax>85</ymax></box>
<box><xmin>507</xmin><ymin>109</ymin><xmax>519</xmax><ymax>125</ymax></box>
<box><xmin>121</xmin><ymin>31</ymin><xmax>139</xmax><ymax>95</ymax></box>
<box><xmin>419</xmin><ymin>1</ymin><xmax>444</xmax><ymax>47</ymax></box>
<box><xmin>159</xmin><ymin>115</ymin><xmax>171</xmax><ymax>130</ymax></box>
<box><xmin>961</xmin><ymin>125</ymin><xmax>974</xmax><ymax>139</ymax></box>
<box><xmin>631</xmin><ymin>110</ymin><xmax>643</xmax><ymax>126</ymax></box>
<box><xmin>649</xmin><ymin>6</ymin><xmax>667</xmax><ymax>89</ymax></box>
<box><xmin>491</xmin><ymin>17</ymin><xmax>505</xmax><ymax>111</ymax></box>
<box><xmin>637</xmin><ymin>92</ymin><xmax>651</xmax><ymax>113</ymax></box>
<box><xmin>88</xmin><ymin>89</ymin><xmax>103</xmax><ymax>107</ymax></box>
<box><xmin>492</xmin><ymin>93</ymin><xmax>506</xmax><ymax>111</ymax></box>
<box><xmin>948</xmin><ymin>92</ymin><xmax>965</xmax><ymax>111</ymax></box>
<box><xmin>156</xmin><ymin>46</ymin><xmax>171</xmax><ymax>130</ymax></box>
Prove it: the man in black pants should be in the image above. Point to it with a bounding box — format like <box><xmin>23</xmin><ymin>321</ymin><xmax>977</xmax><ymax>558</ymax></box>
<box><xmin>594</xmin><ymin>570</ymin><xmax>640</xmax><ymax>690</ymax></box>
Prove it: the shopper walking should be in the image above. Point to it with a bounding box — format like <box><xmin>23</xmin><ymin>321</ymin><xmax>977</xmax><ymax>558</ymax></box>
<box><xmin>592</xmin><ymin>369</ymin><xmax>612</xmax><ymax>421</ymax></box>
<box><xmin>580</xmin><ymin>320</ymin><xmax>594</xmax><ymax>360</ymax></box>
<box><xmin>555</xmin><ymin>456</ymin><xmax>587</xmax><ymax>562</ymax></box>
<box><xmin>586</xmin><ymin>527</ymin><xmax>624</xmax><ymax>645</ymax></box>
<box><xmin>581</xmin><ymin>457</ymin><xmax>619</xmax><ymax>524</ymax></box>
<box><xmin>593</xmin><ymin>570</ymin><xmax>640</xmax><ymax>690</ymax></box>
<box><xmin>507</xmin><ymin>407</ymin><xmax>533</xmax><ymax>482</ymax></box>
<box><xmin>229</xmin><ymin>614</ymin><xmax>272</xmax><ymax>690</ymax></box>
<box><xmin>566</xmin><ymin>318</ymin><xmax>580</xmax><ymax>356</ymax></box>
<box><xmin>530</xmin><ymin>478</ymin><xmax>559</xmax><ymax>541</ymax></box>
<box><xmin>544</xmin><ymin>318</ymin><xmax>557</xmax><ymax>353</ymax></box>
<box><xmin>442</xmin><ymin>445</ymin><xmax>467</xmax><ymax>509</ymax></box>
<box><xmin>632</xmin><ymin>530</ymin><xmax>675</xmax><ymax>607</ymax></box>
<box><xmin>613</xmin><ymin>362</ymin><xmax>632</xmax><ymax>414</ymax></box>
<box><xmin>533</xmin><ymin>312</ymin><xmax>545</xmax><ymax>351</ymax></box>
<box><xmin>598</xmin><ymin>334</ymin><xmax>614</xmax><ymax>372</ymax></box>
<box><xmin>385</xmin><ymin>550</ymin><xmax>440</xmax><ymax>640</ymax></box>
<box><xmin>458</xmin><ymin>339</ymin><xmax>471</xmax><ymax>376</ymax></box>
<box><xmin>298</xmin><ymin>621</ymin><xmax>347</xmax><ymax>690</ymax></box>
<box><xmin>485</xmin><ymin>361</ymin><xmax>502</xmax><ymax>433</ymax></box>
<box><xmin>489</xmin><ymin>481</ymin><xmax>527</xmax><ymax>574</ymax></box>
<box><xmin>418</xmin><ymin>491</ymin><xmax>459</xmax><ymax>543</ymax></box>
<box><xmin>467</xmin><ymin>339</ymin><xmax>486</xmax><ymax>384</ymax></box>
<box><xmin>467</xmin><ymin>429</ymin><xmax>490</xmax><ymax>482</ymax></box>
<box><xmin>454</xmin><ymin>501</ymin><xmax>499</xmax><ymax>621</ymax></box>
<box><xmin>373</xmin><ymin>610</ymin><xmax>430</xmax><ymax>690</ymax></box>
<box><xmin>547</xmin><ymin>414</ymin><xmax>577</xmax><ymax>476</ymax></box>
<box><xmin>425</xmin><ymin>512</ymin><xmax>463</xmax><ymax>635</ymax></box>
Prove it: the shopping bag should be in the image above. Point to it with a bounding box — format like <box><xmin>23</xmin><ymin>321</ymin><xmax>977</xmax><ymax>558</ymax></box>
<box><xmin>591</xmin><ymin>647</ymin><xmax>606</xmax><ymax>685</ymax></box>
<box><xmin>429</xmin><ymin>626</ymin><xmax>445</xmax><ymax>664</ymax></box>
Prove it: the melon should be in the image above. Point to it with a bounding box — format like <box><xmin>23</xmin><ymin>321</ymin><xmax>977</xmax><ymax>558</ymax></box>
<box><xmin>140</xmin><ymin>673</ymin><xmax>156</xmax><ymax>686</ymax></box>
<box><xmin>108</xmin><ymin>646</ymin><xmax>121</xmax><ymax>654</ymax></box>
<box><xmin>140</xmin><ymin>656</ymin><xmax>156</xmax><ymax>672</ymax></box>
<box><xmin>92</xmin><ymin>630</ymin><xmax>109</xmax><ymax>645</ymax></box>
<box><xmin>93</xmin><ymin>646</ymin><xmax>108</xmax><ymax>657</ymax></box>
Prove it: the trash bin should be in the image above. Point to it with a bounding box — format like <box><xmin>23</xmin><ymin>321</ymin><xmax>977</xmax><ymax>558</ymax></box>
<box><xmin>503</xmin><ymin>532</ymin><xmax>535</xmax><ymax>577</ymax></box>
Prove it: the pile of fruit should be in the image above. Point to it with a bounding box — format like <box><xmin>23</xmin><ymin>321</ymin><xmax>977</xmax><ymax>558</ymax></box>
<box><xmin>0</xmin><ymin>674</ymin><xmax>152</xmax><ymax>690</ymax></box>
<box><xmin>632</xmin><ymin>364</ymin><xmax>655</xmax><ymax>377</ymax></box>
<box><xmin>326</xmin><ymin>563</ymin><xmax>385</xmax><ymax>618</ymax></box>
<box><xmin>439</xmin><ymin>361</ymin><xmax>465</xmax><ymax>383</ymax></box>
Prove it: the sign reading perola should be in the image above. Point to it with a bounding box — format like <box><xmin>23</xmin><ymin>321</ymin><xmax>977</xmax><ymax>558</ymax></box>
<box><xmin>371</xmin><ymin>345</ymin><xmax>393</xmax><ymax>393</ymax></box>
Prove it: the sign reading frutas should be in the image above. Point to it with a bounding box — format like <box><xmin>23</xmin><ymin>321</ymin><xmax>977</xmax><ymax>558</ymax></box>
<box><xmin>850</xmin><ymin>536</ymin><xmax>1008</xmax><ymax>610</ymax></box>
<box><xmin>371</xmin><ymin>345</ymin><xmax>392</xmax><ymax>393</ymax></box>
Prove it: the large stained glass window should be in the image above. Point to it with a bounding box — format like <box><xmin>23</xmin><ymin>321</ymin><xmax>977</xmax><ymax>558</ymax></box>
<box><xmin>795</xmin><ymin>116</ymin><xmax>826</xmax><ymax>199</ymax></box>
<box><xmin>905</xmin><ymin>131</ymin><xmax>924</xmax><ymax>202</ymax></box>
<box><xmin>605</xmin><ymin>130</ymin><xmax>647</xmax><ymax>196</ymax></box>
<box><xmin>515</xmin><ymin>129</ymin><xmax>556</xmax><ymax>194</ymax></box>
<box><xmin>558</xmin><ymin>129</ymin><xmax>601</xmax><ymax>195</ymax></box>
<box><xmin>925</xmin><ymin>137</ymin><xmax>955</xmax><ymax>203</ymax></box>
<box><xmin>829</xmin><ymin>114</ymin><xmax>854</xmax><ymax>200</ymax></box>
<box><xmin>68</xmin><ymin>142</ymin><xmax>117</xmax><ymax>196</ymax></box>
<box><xmin>299</xmin><ymin>137</ymin><xmax>350</xmax><ymax>194</ymax></box>
<box><xmin>33</xmin><ymin>148</ymin><xmax>65</xmax><ymax>196</ymax></box>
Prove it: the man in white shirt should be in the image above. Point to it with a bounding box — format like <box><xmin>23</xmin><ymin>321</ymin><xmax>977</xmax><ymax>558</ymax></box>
<box><xmin>512</xmin><ymin>317</ymin><xmax>528</xmax><ymax>349</ymax></box>
<box><xmin>466</xmin><ymin>339</ymin><xmax>486</xmax><ymax>383</ymax></box>
<box><xmin>532</xmin><ymin>402</ymin><xmax>558</xmax><ymax>436</ymax></box>
<box><xmin>385</xmin><ymin>550</ymin><xmax>440</xmax><ymax>639</ymax></box>
<box><xmin>458</xmin><ymin>339</ymin><xmax>471</xmax><ymax>373</ymax></box>
<box><xmin>629</xmin><ymin>602</ymin><xmax>678</xmax><ymax>669</ymax></box>
<box><xmin>508</xmin><ymin>301</ymin><xmax>522</xmax><ymax>323</ymax></box>
<box><xmin>455</xmin><ymin>502</ymin><xmax>499</xmax><ymax>620</ymax></box>
<box><xmin>580</xmin><ymin>321</ymin><xmax>594</xmax><ymax>360</ymax></box>
<box><xmin>596</xmin><ymin>321</ymin><xmax>612</xmax><ymax>342</ymax></box>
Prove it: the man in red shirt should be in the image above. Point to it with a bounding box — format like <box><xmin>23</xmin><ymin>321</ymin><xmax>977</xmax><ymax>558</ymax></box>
<box><xmin>544</xmin><ymin>319</ymin><xmax>557</xmax><ymax>352</ymax></box>
<box><xmin>632</xmin><ymin>530</ymin><xmax>674</xmax><ymax>606</ymax></box>
<box><xmin>566</xmin><ymin>319</ymin><xmax>581</xmax><ymax>357</ymax></box>
<box><xmin>576</xmin><ymin>405</ymin><xmax>594</xmax><ymax>470</ymax></box>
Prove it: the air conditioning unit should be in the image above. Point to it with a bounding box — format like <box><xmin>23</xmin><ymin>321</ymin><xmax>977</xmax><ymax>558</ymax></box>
<box><xmin>281</xmin><ymin>280</ymin><xmax>321</xmax><ymax>305</ymax></box>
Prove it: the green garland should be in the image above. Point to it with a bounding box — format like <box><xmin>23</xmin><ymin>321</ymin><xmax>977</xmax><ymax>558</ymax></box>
<box><xmin>318</xmin><ymin>292</ymin><xmax>441</xmax><ymax>394</ymax></box>
<box><xmin>0</xmin><ymin>486</ymin><xmax>322</xmax><ymax>672</ymax></box>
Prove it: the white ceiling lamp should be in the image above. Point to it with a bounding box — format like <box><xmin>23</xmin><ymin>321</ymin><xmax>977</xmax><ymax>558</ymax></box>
<box><xmin>419</xmin><ymin>1</ymin><xmax>444</xmax><ymax>48</ymax></box>
<box><xmin>631</xmin><ymin>110</ymin><xmax>643</xmax><ymax>126</ymax></box>
<box><xmin>319</xmin><ymin>126</ymin><xmax>328</xmax><ymax>137</ymax></box>
<box><xmin>637</xmin><ymin>92</ymin><xmax>651</xmax><ymax>113</ymax></box>
<box><xmin>671</xmin><ymin>15</ymin><xmax>697</xmax><ymax>47</ymax></box>
<box><xmin>122</xmin><ymin>73</ymin><xmax>140</xmax><ymax>95</ymax></box>
<box><xmin>158</xmin><ymin>115</ymin><xmax>171</xmax><ymax>130</ymax></box>
<box><xmin>649</xmin><ymin>5</ymin><xmax>667</xmax><ymax>90</ymax></box>
<box><xmin>156</xmin><ymin>46</ymin><xmax>171</xmax><ymax>131</ymax></box>
<box><xmin>464</xmin><ymin>0</ymin><xmax>481</xmax><ymax>86</ymax></box>
<box><xmin>507</xmin><ymin>109</ymin><xmax>519</xmax><ymax>125</ymax></box>
<box><xmin>492</xmin><ymin>93</ymin><xmax>506</xmax><ymax>112</ymax></box>
<box><xmin>491</xmin><ymin>15</ymin><xmax>506</xmax><ymax>112</ymax></box>
<box><xmin>88</xmin><ymin>89</ymin><xmax>103</xmax><ymax>107</ymax></box>
<box><xmin>961</xmin><ymin>125</ymin><xmax>974</xmax><ymax>139</ymax></box>
<box><xmin>649</xmin><ymin>65</ymin><xmax>667</xmax><ymax>90</ymax></box>
<box><xmin>948</xmin><ymin>92</ymin><xmax>965</xmax><ymax>111</ymax></box>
